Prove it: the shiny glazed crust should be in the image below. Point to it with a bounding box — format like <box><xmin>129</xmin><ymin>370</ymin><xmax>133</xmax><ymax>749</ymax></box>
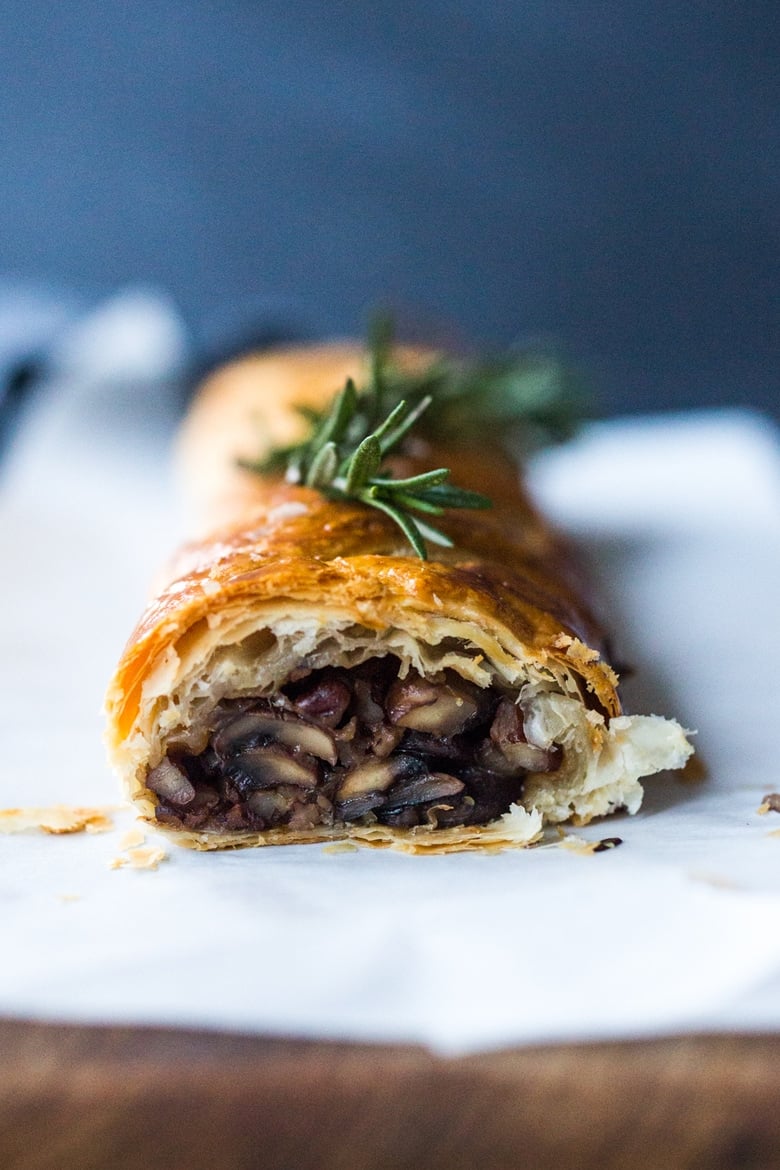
<box><xmin>105</xmin><ymin>344</ymin><xmax>692</xmax><ymax>851</ymax></box>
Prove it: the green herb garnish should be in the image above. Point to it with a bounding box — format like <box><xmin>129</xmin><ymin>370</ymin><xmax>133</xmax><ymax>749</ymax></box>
<box><xmin>240</xmin><ymin>318</ymin><xmax>583</xmax><ymax>558</ymax></box>
<box><xmin>243</xmin><ymin>375</ymin><xmax>490</xmax><ymax>559</ymax></box>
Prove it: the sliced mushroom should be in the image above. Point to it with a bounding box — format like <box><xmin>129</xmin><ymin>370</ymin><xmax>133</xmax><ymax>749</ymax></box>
<box><xmin>378</xmin><ymin>807</ymin><xmax>421</xmax><ymax>828</ymax></box>
<box><xmin>285</xmin><ymin>722</ymin><xmax>338</xmax><ymax>765</ymax></box>
<box><xmin>386</xmin><ymin>672</ymin><xmax>479</xmax><ymax>737</ymax></box>
<box><xmin>337</xmin><ymin>791</ymin><xmax>389</xmax><ymax>821</ymax></box>
<box><xmin>227</xmin><ymin>745</ymin><xmax>319</xmax><ymax>793</ymax></box>
<box><xmin>147</xmin><ymin>759</ymin><xmax>196</xmax><ymax>806</ymax></box>
<box><xmin>214</xmin><ymin>711</ymin><xmax>337</xmax><ymax>765</ymax></box>
<box><xmin>336</xmin><ymin>753</ymin><xmax>422</xmax><ymax>801</ymax></box>
<box><xmin>384</xmin><ymin>772</ymin><xmax>465</xmax><ymax>809</ymax></box>
<box><xmin>213</xmin><ymin>712</ymin><xmax>271</xmax><ymax>755</ymax></box>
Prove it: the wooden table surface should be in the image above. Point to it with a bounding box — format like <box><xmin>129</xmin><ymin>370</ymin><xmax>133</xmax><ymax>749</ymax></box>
<box><xmin>2</xmin><ymin>1020</ymin><xmax>779</xmax><ymax>1169</ymax></box>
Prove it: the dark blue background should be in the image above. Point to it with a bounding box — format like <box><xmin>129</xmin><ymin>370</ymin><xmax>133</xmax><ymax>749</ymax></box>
<box><xmin>1</xmin><ymin>1</ymin><xmax>777</xmax><ymax>415</ymax></box>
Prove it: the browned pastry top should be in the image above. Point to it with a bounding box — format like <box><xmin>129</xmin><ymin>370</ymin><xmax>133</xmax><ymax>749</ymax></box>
<box><xmin>110</xmin><ymin>344</ymin><xmax>619</xmax><ymax>744</ymax></box>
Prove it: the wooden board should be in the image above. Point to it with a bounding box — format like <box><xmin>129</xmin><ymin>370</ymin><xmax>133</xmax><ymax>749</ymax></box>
<box><xmin>1</xmin><ymin>1020</ymin><xmax>779</xmax><ymax>1169</ymax></box>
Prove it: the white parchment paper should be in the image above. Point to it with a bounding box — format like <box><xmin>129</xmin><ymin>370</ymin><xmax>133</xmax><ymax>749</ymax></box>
<box><xmin>1</xmin><ymin>370</ymin><xmax>779</xmax><ymax>1054</ymax></box>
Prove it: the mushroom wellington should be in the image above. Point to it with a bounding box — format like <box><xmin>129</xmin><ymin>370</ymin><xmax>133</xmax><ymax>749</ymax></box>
<box><xmin>105</xmin><ymin>337</ymin><xmax>692</xmax><ymax>852</ymax></box>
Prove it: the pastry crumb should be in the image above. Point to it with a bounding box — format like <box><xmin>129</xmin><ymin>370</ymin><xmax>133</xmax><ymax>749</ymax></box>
<box><xmin>322</xmin><ymin>842</ymin><xmax>359</xmax><ymax>855</ymax></box>
<box><xmin>757</xmin><ymin>793</ymin><xmax>780</xmax><ymax>815</ymax></box>
<box><xmin>0</xmin><ymin>806</ymin><xmax>115</xmax><ymax>835</ymax></box>
<box><xmin>553</xmin><ymin>633</ymin><xmax>600</xmax><ymax>664</ymax></box>
<box><xmin>559</xmin><ymin>834</ymin><xmax>623</xmax><ymax>856</ymax></box>
<box><xmin>118</xmin><ymin>826</ymin><xmax>146</xmax><ymax>849</ymax></box>
<box><xmin>110</xmin><ymin>845</ymin><xmax>168</xmax><ymax>871</ymax></box>
<box><xmin>57</xmin><ymin>893</ymin><xmax>82</xmax><ymax>903</ymax></box>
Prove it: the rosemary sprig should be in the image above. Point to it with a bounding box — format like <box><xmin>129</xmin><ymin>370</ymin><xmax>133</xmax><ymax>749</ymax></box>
<box><xmin>240</xmin><ymin>317</ymin><xmax>584</xmax><ymax>557</ymax></box>
<box><xmin>258</xmin><ymin>388</ymin><xmax>491</xmax><ymax>559</ymax></box>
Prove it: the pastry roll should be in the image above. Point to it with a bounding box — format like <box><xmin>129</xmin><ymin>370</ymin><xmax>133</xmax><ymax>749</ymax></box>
<box><xmin>105</xmin><ymin>343</ymin><xmax>692</xmax><ymax>853</ymax></box>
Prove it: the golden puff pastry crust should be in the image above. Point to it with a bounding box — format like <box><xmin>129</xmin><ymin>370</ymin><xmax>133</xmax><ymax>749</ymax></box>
<box><xmin>105</xmin><ymin>343</ymin><xmax>693</xmax><ymax>852</ymax></box>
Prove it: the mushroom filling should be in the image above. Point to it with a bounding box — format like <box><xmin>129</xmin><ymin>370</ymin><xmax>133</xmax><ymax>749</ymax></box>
<box><xmin>149</xmin><ymin>657</ymin><xmax>563</xmax><ymax>833</ymax></box>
